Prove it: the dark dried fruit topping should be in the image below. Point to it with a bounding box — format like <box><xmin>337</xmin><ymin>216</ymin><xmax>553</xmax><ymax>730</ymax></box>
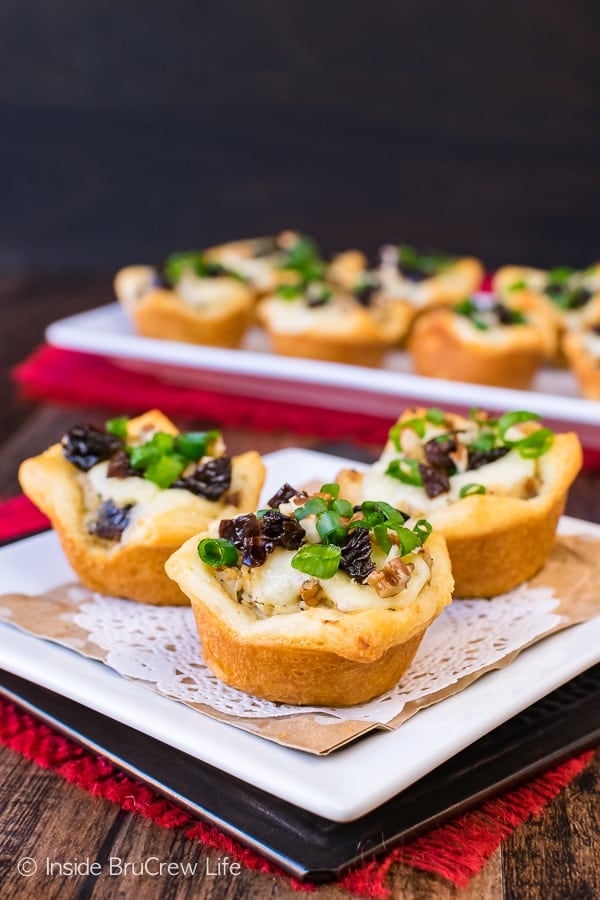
<box><xmin>219</xmin><ymin>511</ymin><xmax>305</xmax><ymax>567</ymax></box>
<box><xmin>87</xmin><ymin>499</ymin><xmax>132</xmax><ymax>541</ymax></box>
<box><xmin>268</xmin><ymin>483</ymin><xmax>304</xmax><ymax>508</ymax></box>
<box><xmin>62</xmin><ymin>425</ymin><xmax>123</xmax><ymax>472</ymax></box>
<box><xmin>107</xmin><ymin>449</ymin><xmax>140</xmax><ymax>479</ymax></box>
<box><xmin>467</xmin><ymin>447</ymin><xmax>510</xmax><ymax>470</ymax></box>
<box><xmin>419</xmin><ymin>463</ymin><xmax>450</xmax><ymax>498</ymax></box>
<box><xmin>172</xmin><ymin>457</ymin><xmax>232</xmax><ymax>500</ymax></box>
<box><xmin>260</xmin><ymin>510</ymin><xmax>306</xmax><ymax>551</ymax></box>
<box><xmin>424</xmin><ymin>436</ymin><xmax>457</xmax><ymax>473</ymax></box>
<box><xmin>353</xmin><ymin>283</ymin><xmax>379</xmax><ymax>306</ymax></box>
<box><xmin>339</xmin><ymin>527</ymin><xmax>375</xmax><ymax>583</ymax></box>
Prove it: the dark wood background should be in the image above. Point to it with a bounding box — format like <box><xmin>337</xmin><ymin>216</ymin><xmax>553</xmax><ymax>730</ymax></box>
<box><xmin>1</xmin><ymin>0</ymin><xmax>599</xmax><ymax>271</ymax></box>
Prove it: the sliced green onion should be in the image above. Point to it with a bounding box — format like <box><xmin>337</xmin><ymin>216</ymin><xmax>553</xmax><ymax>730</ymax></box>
<box><xmin>459</xmin><ymin>483</ymin><xmax>486</xmax><ymax>498</ymax></box>
<box><xmin>508</xmin><ymin>280</ymin><xmax>527</xmax><ymax>292</ymax></box>
<box><xmin>413</xmin><ymin>519</ymin><xmax>433</xmax><ymax>540</ymax></box>
<box><xmin>402</xmin><ymin>417</ymin><xmax>426</xmax><ymax>438</ymax></box>
<box><xmin>151</xmin><ymin>432</ymin><xmax>176</xmax><ymax>455</ymax></box>
<box><xmin>332</xmin><ymin>498</ymin><xmax>353</xmax><ymax>518</ymax></box>
<box><xmin>516</xmin><ymin>428</ymin><xmax>554</xmax><ymax>458</ymax></box>
<box><xmin>291</xmin><ymin>544</ymin><xmax>341</xmax><ymax>579</ymax></box>
<box><xmin>385</xmin><ymin>458</ymin><xmax>423</xmax><ymax>486</ymax></box>
<box><xmin>197</xmin><ymin>538</ymin><xmax>239</xmax><ymax>567</ymax></box>
<box><xmin>425</xmin><ymin>408</ymin><xmax>446</xmax><ymax>425</ymax></box>
<box><xmin>394</xmin><ymin>527</ymin><xmax>422</xmax><ymax>556</ymax></box>
<box><xmin>316</xmin><ymin>510</ymin><xmax>346</xmax><ymax>545</ymax></box>
<box><xmin>277</xmin><ymin>283</ymin><xmax>303</xmax><ymax>300</ymax></box>
<box><xmin>144</xmin><ymin>454</ymin><xmax>187</xmax><ymax>488</ymax></box>
<box><xmin>129</xmin><ymin>443</ymin><xmax>158</xmax><ymax>469</ymax></box>
<box><xmin>373</xmin><ymin>501</ymin><xmax>407</xmax><ymax>524</ymax></box>
<box><xmin>255</xmin><ymin>508</ymin><xmax>270</xmax><ymax>519</ymax></box>
<box><xmin>548</xmin><ymin>265</ymin><xmax>575</xmax><ymax>285</ymax></box>
<box><xmin>321</xmin><ymin>483</ymin><xmax>340</xmax><ymax>499</ymax></box>
<box><xmin>471</xmin><ymin>430</ymin><xmax>496</xmax><ymax>452</ymax></box>
<box><xmin>176</xmin><ymin>430</ymin><xmax>221</xmax><ymax>461</ymax></box>
<box><xmin>294</xmin><ymin>497</ymin><xmax>328</xmax><ymax>520</ymax></box>
<box><xmin>374</xmin><ymin>523</ymin><xmax>392</xmax><ymax>553</ymax></box>
<box><xmin>106</xmin><ymin>417</ymin><xmax>128</xmax><ymax>438</ymax></box>
<box><xmin>497</xmin><ymin>411</ymin><xmax>541</xmax><ymax>442</ymax></box>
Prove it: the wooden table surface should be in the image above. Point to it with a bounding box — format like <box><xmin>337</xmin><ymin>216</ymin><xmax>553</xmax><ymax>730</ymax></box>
<box><xmin>0</xmin><ymin>275</ymin><xmax>598</xmax><ymax>899</ymax></box>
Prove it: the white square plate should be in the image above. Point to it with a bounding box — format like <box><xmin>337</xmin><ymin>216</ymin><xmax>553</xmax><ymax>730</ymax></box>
<box><xmin>1</xmin><ymin>449</ymin><xmax>599</xmax><ymax>822</ymax></box>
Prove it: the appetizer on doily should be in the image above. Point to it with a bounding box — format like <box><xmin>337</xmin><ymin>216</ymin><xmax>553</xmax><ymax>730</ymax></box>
<box><xmin>19</xmin><ymin>410</ymin><xmax>265</xmax><ymax>605</ymax></box>
<box><xmin>166</xmin><ymin>482</ymin><xmax>453</xmax><ymax>705</ymax></box>
<box><xmin>337</xmin><ymin>407</ymin><xmax>582</xmax><ymax>597</ymax></box>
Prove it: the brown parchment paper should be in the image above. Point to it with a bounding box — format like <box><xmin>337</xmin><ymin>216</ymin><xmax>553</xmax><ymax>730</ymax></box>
<box><xmin>1</xmin><ymin>534</ymin><xmax>599</xmax><ymax>755</ymax></box>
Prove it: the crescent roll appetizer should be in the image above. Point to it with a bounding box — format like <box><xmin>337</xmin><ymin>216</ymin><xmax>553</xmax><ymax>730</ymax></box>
<box><xmin>114</xmin><ymin>252</ymin><xmax>256</xmax><ymax>347</ymax></box>
<box><xmin>493</xmin><ymin>263</ymin><xmax>600</xmax><ymax>362</ymax></box>
<box><xmin>166</xmin><ymin>482</ymin><xmax>453</xmax><ymax>706</ymax></box>
<box><xmin>562</xmin><ymin>296</ymin><xmax>600</xmax><ymax>400</ymax></box>
<box><xmin>204</xmin><ymin>231</ymin><xmax>325</xmax><ymax>295</ymax></box>
<box><xmin>407</xmin><ymin>293</ymin><xmax>553</xmax><ymax>389</ymax></box>
<box><xmin>19</xmin><ymin>410</ymin><xmax>265</xmax><ymax>605</ymax></box>
<box><xmin>377</xmin><ymin>244</ymin><xmax>484</xmax><ymax>309</ymax></box>
<box><xmin>337</xmin><ymin>407</ymin><xmax>582</xmax><ymax>598</ymax></box>
<box><xmin>258</xmin><ymin>279</ymin><xmax>411</xmax><ymax>367</ymax></box>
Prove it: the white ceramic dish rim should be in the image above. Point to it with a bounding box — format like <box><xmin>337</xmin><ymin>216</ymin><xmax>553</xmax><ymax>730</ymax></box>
<box><xmin>1</xmin><ymin>449</ymin><xmax>599</xmax><ymax>822</ymax></box>
<box><xmin>45</xmin><ymin>303</ymin><xmax>600</xmax><ymax>432</ymax></box>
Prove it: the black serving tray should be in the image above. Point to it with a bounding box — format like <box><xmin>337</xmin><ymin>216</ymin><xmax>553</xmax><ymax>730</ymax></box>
<box><xmin>0</xmin><ymin>665</ymin><xmax>598</xmax><ymax>882</ymax></box>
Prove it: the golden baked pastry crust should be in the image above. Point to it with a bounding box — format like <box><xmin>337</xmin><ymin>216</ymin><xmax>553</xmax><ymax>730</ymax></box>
<box><xmin>337</xmin><ymin>408</ymin><xmax>582</xmax><ymax>597</ymax></box>
<box><xmin>166</xmin><ymin>531</ymin><xmax>453</xmax><ymax>706</ymax></box>
<box><xmin>18</xmin><ymin>411</ymin><xmax>265</xmax><ymax>605</ymax></box>
<box><xmin>258</xmin><ymin>294</ymin><xmax>412</xmax><ymax>367</ymax></box>
<box><xmin>119</xmin><ymin>283</ymin><xmax>255</xmax><ymax>348</ymax></box>
<box><xmin>407</xmin><ymin>306</ymin><xmax>547</xmax><ymax>388</ymax></box>
<box><xmin>563</xmin><ymin>331</ymin><xmax>600</xmax><ymax>400</ymax></box>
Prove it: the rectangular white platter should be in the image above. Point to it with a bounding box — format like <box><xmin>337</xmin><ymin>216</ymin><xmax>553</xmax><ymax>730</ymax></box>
<box><xmin>47</xmin><ymin>303</ymin><xmax>600</xmax><ymax>449</ymax></box>
<box><xmin>1</xmin><ymin>449</ymin><xmax>599</xmax><ymax>822</ymax></box>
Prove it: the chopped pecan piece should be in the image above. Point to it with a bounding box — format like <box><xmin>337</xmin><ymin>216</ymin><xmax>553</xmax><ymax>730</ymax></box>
<box><xmin>366</xmin><ymin>558</ymin><xmax>414</xmax><ymax>598</ymax></box>
<box><xmin>300</xmin><ymin>579</ymin><xmax>325</xmax><ymax>607</ymax></box>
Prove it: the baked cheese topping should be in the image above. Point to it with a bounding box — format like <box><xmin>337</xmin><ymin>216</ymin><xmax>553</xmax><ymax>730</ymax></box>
<box><xmin>176</xmin><ymin>271</ymin><xmax>249</xmax><ymax>312</ymax></box>
<box><xmin>199</xmin><ymin>483</ymin><xmax>436</xmax><ymax>619</ymax></box>
<box><xmin>364</xmin><ymin>447</ymin><xmax>537</xmax><ymax>516</ymax></box>
<box><xmin>216</xmin><ymin>546</ymin><xmax>431</xmax><ymax>617</ymax></box>
<box><xmin>262</xmin><ymin>294</ymin><xmax>369</xmax><ymax>334</ymax></box>
<box><xmin>213</xmin><ymin>250</ymin><xmax>277</xmax><ymax>291</ymax></box>
<box><xmin>360</xmin><ymin>409</ymin><xmax>553</xmax><ymax>518</ymax></box>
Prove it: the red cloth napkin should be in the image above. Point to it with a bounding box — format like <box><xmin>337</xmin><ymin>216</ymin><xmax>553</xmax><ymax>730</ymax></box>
<box><xmin>0</xmin><ymin>497</ymin><xmax>596</xmax><ymax>894</ymax></box>
<box><xmin>14</xmin><ymin>345</ymin><xmax>600</xmax><ymax>470</ymax></box>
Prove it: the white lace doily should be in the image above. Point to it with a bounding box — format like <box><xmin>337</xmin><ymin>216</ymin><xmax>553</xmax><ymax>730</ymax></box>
<box><xmin>72</xmin><ymin>584</ymin><xmax>562</xmax><ymax>725</ymax></box>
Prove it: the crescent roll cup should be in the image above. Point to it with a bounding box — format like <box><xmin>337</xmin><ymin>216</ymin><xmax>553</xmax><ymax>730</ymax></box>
<box><xmin>19</xmin><ymin>411</ymin><xmax>265</xmax><ymax>605</ymax></box>
<box><xmin>166</xmin><ymin>529</ymin><xmax>453</xmax><ymax>706</ymax></box>
<box><xmin>407</xmin><ymin>304</ymin><xmax>548</xmax><ymax>389</ymax></box>
<box><xmin>258</xmin><ymin>294</ymin><xmax>411</xmax><ymax>367</ymax></box>
<box><xmin>337</xmin><ymin>409</ymin><xmax>582</xmax><ymax>598</ymax></box>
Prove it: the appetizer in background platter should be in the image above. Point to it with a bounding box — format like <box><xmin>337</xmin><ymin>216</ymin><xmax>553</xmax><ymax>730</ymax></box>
<box><xmin>407</xmin><ymin>291</ymin><xmax>555</xmax><ymax>389</ymax></box>
<box><xmin>112</xmin><ymin>232</ymin><xmax>600</xmax><ymax>400</ymax></box>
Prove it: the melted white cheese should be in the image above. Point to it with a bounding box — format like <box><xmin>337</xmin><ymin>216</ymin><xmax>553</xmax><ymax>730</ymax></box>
<box><xmin>176</xmin><ymin>271</ymin><xmax>247</xmax><ymax>312</ymax></box>
<box><xmin>582</xmin><ymin>332</ymin><xmax>600</xmax><ymax>358</ymax></box>
<box><xmin>363</xmin><ymin>448</ymin><xmax>536</xmax><ymax>516</ymax></box>
<box><xmin>83</xmin><ymin>462</ymin><xmax>201</xmax><ymax>545</ymax></box>
<box><xmin>238</xmin><ymin>546</ymin><xmax>430</xmax><ymax>616</ymax></box>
